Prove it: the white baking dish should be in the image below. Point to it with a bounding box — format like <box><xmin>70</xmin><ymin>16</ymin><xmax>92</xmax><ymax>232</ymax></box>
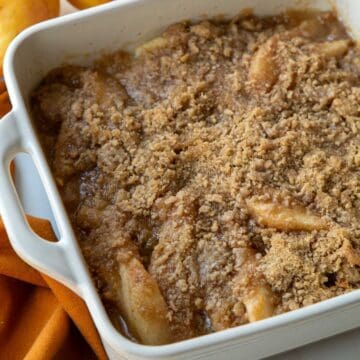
<box><xmin>0</xmin><ymin>0</ymin><xmax>360</xmax><ymax>359</ymax></box>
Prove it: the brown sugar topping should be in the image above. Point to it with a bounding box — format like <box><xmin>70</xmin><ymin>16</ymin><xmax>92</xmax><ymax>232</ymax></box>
<box><xmin>32</xmin><ymin>10</ymin><xmax>360</xmax><ymax>343</ymax></box>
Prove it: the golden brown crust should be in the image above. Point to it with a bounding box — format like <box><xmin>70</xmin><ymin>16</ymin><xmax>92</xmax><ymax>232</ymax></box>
<box><xmin>32</xmin><ymin>10</ymin><xmax>360</xmax><ymax>343</ymax></box>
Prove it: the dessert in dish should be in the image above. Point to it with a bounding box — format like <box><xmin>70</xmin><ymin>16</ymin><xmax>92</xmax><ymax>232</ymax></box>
<box><xmin>31</xmin><ymin>10</ymin><xmax>360</xmax><ymax>345</ymax></box>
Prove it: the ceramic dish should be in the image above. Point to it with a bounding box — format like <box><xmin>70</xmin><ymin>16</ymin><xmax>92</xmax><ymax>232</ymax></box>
<box><xmin>0</xmin><ymin>1</ymin><xmax>360</xmax><ymax>359</ymax></box>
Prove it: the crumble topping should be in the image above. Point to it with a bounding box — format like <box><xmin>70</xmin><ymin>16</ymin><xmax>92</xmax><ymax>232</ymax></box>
<box><xmin>32</xmin><ymin>11</ymin><xmax>360</xmax><ymax>342</ymax></box>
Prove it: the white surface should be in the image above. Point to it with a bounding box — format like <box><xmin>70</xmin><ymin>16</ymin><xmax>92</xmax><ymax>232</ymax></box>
<box><xmin>5</xmin><ymin>0</ymin><xmax>360</xmax><ymax>359</ymax></box>
<box><xmin>272</xmin><ymin>328</ymin><xmax>360</xmax><ymax>360</ymax></box>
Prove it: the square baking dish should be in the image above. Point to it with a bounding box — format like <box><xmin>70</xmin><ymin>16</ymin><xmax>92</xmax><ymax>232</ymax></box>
<box><xmin>1</xmin><ymin>0</ymin><xmax>360</xmax><ymax>359</ymax></box>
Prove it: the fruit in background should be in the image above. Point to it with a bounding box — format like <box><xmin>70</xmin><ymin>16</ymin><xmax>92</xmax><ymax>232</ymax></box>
<box><xmin>68</xmin><ymin>0</ymin><xmax>110</xmax><ymax>10</ymax></box>
<box><xmin>0</xmin><ymin>0</ymin><xmax>60</xmax><ymax>66</ymax></box>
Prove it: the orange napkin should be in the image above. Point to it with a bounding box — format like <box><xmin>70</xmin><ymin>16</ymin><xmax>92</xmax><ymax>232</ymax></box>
<box><xmin>0</xmin><ymin>80</ymin><xmax>11</xmax><ymax>117</ymax></box>
<box><xmin>0</xmin><ymin>84</ymin><xmax>108</xmax><ymax>359</ymax></box>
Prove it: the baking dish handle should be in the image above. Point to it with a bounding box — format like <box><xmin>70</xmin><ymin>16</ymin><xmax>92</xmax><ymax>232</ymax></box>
<box><xmin>0</xmin><ymin>111</ymin><xmax>78</xmax><ymax>290</ymax></box>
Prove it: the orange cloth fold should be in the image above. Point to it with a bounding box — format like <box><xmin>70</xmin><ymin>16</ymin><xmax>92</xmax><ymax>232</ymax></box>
<box><xmin>0</xmin><ymin>73</ymin><xmax>11</xmax><ymax>117</ymax></box>
<box><xmin>0</xmin><ymin>79</ymin><xmax>108</xmax><ymax>359</ymax></box>
<box><xmin>0</xmin><ymin>217</ymin><xmax>108</xmax><ymax>360</ymax></box>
